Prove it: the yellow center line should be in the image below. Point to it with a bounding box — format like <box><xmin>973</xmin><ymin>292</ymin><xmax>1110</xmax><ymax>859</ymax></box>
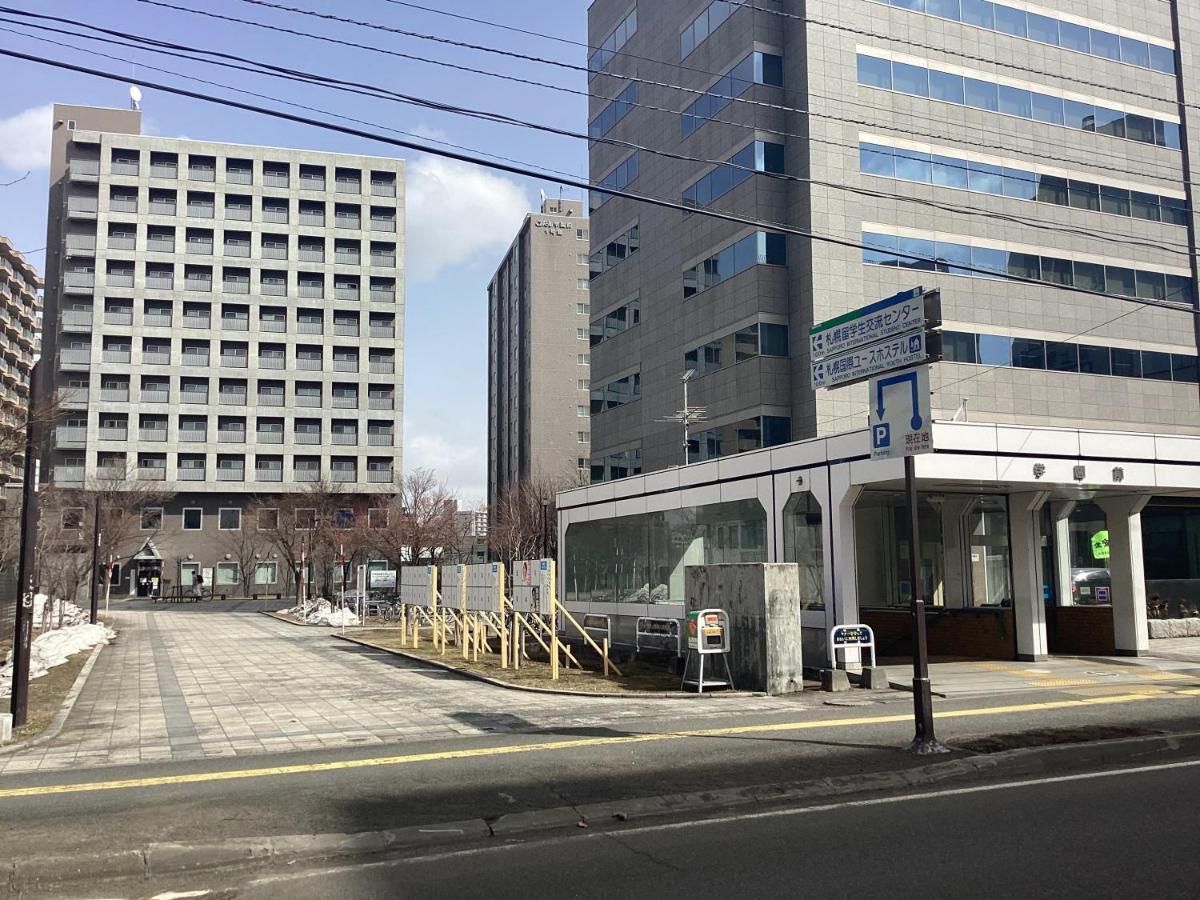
<box><xmin>1</xmin><ymin>689</ymin><xmax>1196</xmax><ymax>799</ymax></box>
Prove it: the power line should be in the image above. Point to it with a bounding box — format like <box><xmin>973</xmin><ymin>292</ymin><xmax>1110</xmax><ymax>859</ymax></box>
<box><xmin>1</xmin><ymin>44</ymin><xmax>1193</xmax><ymax>320</ymax></box>
<box><xmin>7</xmin><ymin>15</ymin><xmax>1190</xmax><ymax>259</ymax></box>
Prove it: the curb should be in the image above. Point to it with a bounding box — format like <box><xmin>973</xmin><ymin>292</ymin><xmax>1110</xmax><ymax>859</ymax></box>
<box><xmin>0</xmin><ymin>641</ymin><xmax>105</xmax><ymax>756</ymax></box>
<box><xmin>7</xmin><ymin>727</ymin><xmax>1200</xmax><ymax>894</ymax></box>
<box><xmin>334</xmin><ymin>633</ymin><xmax>758</xmax><ymax>700</ymax></box>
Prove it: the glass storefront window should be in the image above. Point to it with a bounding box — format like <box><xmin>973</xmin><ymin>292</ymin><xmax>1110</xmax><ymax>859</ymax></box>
<box><xmin>1067</xmin><ymin>502</ymin><xmax>1111</xmax><ymax>606</ymax></box>
<box><xmin>967</xmin><ymin>497</ymin><xmax>1012</xmax><ymax>607</ymax></box>
<box><xmin>855</xmin><ymin>492</ymin><xmax>945</xmax><ymax>608</ymax></box>
<box><xmin>783</xmin><ymin>493</ymin><xmax>824</xmax><ymax>610</ymax></box>
<box><xmin>563</xmin><ymin>499</ymin><xmax>768</xmax><ymax>606</ymax></box>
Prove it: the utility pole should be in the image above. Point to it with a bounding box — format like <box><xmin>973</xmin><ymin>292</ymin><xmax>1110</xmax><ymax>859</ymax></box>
<box><xmin>88</xmin><ymin>499</ymin><xmax>102</xmax><ymax>625</ymax></box>
<box><xmin>905</xmin><ymin>454</ymin><xmax>941</xmax><ymax>753</ymax></box>
<box><xmin>10</xmin><ymin>361</ymin><xmax>45</xmax><ymax>727</ymax></box>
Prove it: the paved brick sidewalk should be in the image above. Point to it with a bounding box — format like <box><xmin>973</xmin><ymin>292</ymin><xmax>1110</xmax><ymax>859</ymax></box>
<box><xmin>0</xmin><ymin>608</ymin><xmax>799</xmax><ymax>775</ymax></box>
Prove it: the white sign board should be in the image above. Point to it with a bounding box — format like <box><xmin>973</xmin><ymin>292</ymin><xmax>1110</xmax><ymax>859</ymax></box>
<box><xmin>869</xmin><ymin>365</ymin><xmax>933</xmax><ymax>460</ymax></box>
<box><xmin>511</xmin><ymin>559</ymin><xmax>554</xmax><ymax>616</ymax></box>
<box><xmin>441</xmin><ymin>565</ymin><xmax>467</xmax><ymax>611</ymax></box>
<box><xmin>465</xmin><ymin>562</ymin><xmax>504</xmax><ymax>613</ymax></box>
<box><xmin>810</xmin><ymin>287</ymin><xmax>934</xmax><ymax>360</ymax></box>
<box><xmin>400</xmin><ymin>565</ymin><xmax>437</xmax><ymax>608</ymax></box>
<box><xmin>369</xmin><ymin>569</ymin><xmax>397</xmax><ymax>589</ymax></box>
<box><xmin>811</xmin><ymin>330</ymin><xmax>929</xmax><ymax>389</ymax></box>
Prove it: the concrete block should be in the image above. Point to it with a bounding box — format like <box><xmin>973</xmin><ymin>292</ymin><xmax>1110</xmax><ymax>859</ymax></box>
<box><xmin>0</xmin><ymin>712</ymin><xmax>11</xmax><ymax>743</ymax></box>
<box><xmin>860</xmin><ymin>667</ymin><xmax>891</xmax><ymax>691</ymax></box>
<box><xmin>821</xmin><ymin>669</ymin><xmax>851</xmax><ymax>692</ymax></box>
<box><xmin>685</xmin><ymin>564</ymin><xmax>804</xmax><ymax>695</ymax></box>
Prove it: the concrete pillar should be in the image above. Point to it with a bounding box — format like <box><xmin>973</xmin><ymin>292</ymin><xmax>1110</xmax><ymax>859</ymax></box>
<box><xmin>826</xmin><ymin>468</ymin><xmax>863</xmax><ymax>670</ymax></box>
<box><xmin>1097</xmin><ymin>495</ymin><xmax>1151</xmax><ymax>656</ymax></box>
<box><xmin>1051</xmin><ymin>501</ymin><xmax>1077</xmax><ymax>607</ymax></box>
<box><xmin>1010</xmin><ymin>491</ymin><xmax>1051</xmax><ymax>661</ymax></box>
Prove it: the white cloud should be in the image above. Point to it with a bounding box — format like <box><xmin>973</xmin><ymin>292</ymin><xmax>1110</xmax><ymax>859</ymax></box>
<box><xmin>0</xmin><ymin>104</ymin><xmax>52</xmax><ymax>171</ymax></box>
<box><xmin>404</xmin><ymin>431</ymin><xmax>486</xmax><ymax>504</ymax></box>
<box><xmin>406</xmin><ymin>155</ymin><xmax>529</xmax><ymax>283</ymax></box>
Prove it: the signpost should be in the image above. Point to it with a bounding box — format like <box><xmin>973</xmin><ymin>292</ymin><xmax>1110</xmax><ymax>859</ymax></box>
<box><xmin>810</xmin><ymin>287</ymin><xmax>946</xmax><ymax>755</ymax></box>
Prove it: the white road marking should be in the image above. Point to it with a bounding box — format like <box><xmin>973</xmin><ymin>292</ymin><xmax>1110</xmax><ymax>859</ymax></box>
<box><xmin>242</xmin><ymin>757</ymin><xmax>1200</xmax><ymax>887</ymax></box>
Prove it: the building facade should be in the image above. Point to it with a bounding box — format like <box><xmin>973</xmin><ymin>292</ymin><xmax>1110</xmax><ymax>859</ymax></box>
<box><xmin>488</xmin><ymin>197</ymin><xmax>591</xmax><ymax>509</ymax></box>
<box><xmin>0</xmin><ymin>235</ymin><xmax>41</xmax><ymax>482</ymax></box>
<box><xmin>567</xmin><ymin>2</ymin><xmax>1200</xmax><ymax>660</ymax></box>
<box><xmin>40</xmin><ymin>104</ymin><xmax>405</xmax><ymax>597</ymax></box>
<box><xmin>585</xmin><ymin>0</ymin><xmax>1200</xmax><ymax>478</ymax></box>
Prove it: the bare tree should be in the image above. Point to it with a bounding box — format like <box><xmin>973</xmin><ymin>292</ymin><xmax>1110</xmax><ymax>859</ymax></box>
<box><xmin>368</xmin><ymin>469</ymin><xmax>459</xmax><ymax>572</ymax></box>
<box><xmin>489</xmin><ymin>476</ymin><xmax>569</xmax><ymax>570</ymax></box>
<box><xmin>222</xmin><ymin>501</ymin><xmax>268</xmax><ymax>598</ymax></box>
<box><xmin>256</xmin><ymin>482</ymin><xmax>342</xmax><ymax>600</ymax></box>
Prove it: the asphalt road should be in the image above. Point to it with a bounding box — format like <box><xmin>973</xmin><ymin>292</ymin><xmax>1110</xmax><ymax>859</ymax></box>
<box><xmin>75</xmin><ymin>758</ymin><xmax>1200</xmax><ymax>899</ymax></box>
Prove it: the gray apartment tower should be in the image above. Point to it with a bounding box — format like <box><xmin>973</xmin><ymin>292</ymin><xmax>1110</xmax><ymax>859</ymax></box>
<box><xmin>41</xmin><ymin>103</ymin><xmax>405</xmax><ymax>596</ymax></box>
<box><xmin>0</xmin><ymin>235</ymin><xmax>41</xmax><ymax>482</ymax></box>
<box><xmin>488</xmin><ymin>198</ymin><xmax>591</xmax><ymax>508</ymax></box>
<box><xmin>585</xmin><ymin>0</ymin><xmax>1200</xmax><ymax>480</ymax></box>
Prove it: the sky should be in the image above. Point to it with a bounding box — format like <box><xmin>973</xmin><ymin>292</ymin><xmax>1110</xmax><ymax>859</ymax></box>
<box><xmin>0</xmin><ymin>0</ymin><xmax>592</xmax><ymax>506</ymax></box>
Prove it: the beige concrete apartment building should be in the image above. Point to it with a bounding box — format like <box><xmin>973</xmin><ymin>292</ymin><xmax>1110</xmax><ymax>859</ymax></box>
<box><xmin>0</xmin><ymin>235</ymin><xmax>41</xmax><ymax>482</ymax></box>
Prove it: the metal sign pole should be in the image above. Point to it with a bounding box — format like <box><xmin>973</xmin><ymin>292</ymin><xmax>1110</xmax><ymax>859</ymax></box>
<box><xmin>89</xmin><ymin>502</ymin><xmax>102</xmax><ymax>625</ymax></box>
<box><xmin>10</xmin><ymin>361</ymin><xmax>44</xmax><ymax>727</ymax></box>
<box><xmin>905</xmin><ymin>455</ymin><xmax>943</xmax><ymax>753</ymax></box>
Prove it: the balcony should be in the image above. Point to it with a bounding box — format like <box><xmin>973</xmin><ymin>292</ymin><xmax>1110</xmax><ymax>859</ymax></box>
<box><xmin>370</xmin><ymin>216</ymin><xmax>397</xmax><ymax>233</ymax></box>
<box><xmin>220</xmin><ymin>353</ymin><xmax>249</xmax><ymax>368</ymax></box>
<box><xmin>57</xmin><ymin>388</ymin><xmax>88</xmax><ymax>410</ymax></box>
<box><xmin>150</xmin><ymin>163</ymin><xmax>177</xmax><ymax>178</ymax></box>
<box><xmin>139</xmin><ymin>427</ymin><xmax>168</xmax><ymax>441</ymax></box>
<box><xmin>332</xmin><ymin>432</ymin><xmax>358</xmax><ymax>445</ymax></box>
<box><xmin>299</xmin><ymin>174</ymin><xmax>326</xmax><ymax>192</ymax></box>
<box><xmin>67</xmin><ymin>234</ymin><xmax>98</xmax><ymax>254</ymax></box>
<box><xmin>295</xmin><ymin>431</ymin><xmax>321</xmax><ymax>445</ymax></box>
<box><xmin>183</xmin><ymin>313</ymin><xmax>211</xmax><ymax>329</ymax></box>
<box><xmin>68</xmin><ymin>198</ymin><xmax>100</xmax><ymax>218</ymax></box>
<box><xmin>185</xmin><ymin>277</ymin><xmax>213</xmax><ymax>292</ymax></box>
<box><xmin>180</xmin><ymin>392</ymin><xmax>209</xmax><ymax>406</ymax></box>
<box><xmin>299</xmin><ymin>211</ymin><xmax>326</xmax><ymax>227</ymax></box>
<box><xmin>297</xmin><ymin>321</ymin><xmax>324</xmax><ymax>335</ymax></box>
<box><xmin>96</xmin><ymin>465</ymin><xmax>127</xmax><ymax>481</ymax></box>
<box><xmin>189</xmin><ymin>165</ymin><xmax>216</xmax><ymax>182</ymax></box>
<box><xmin>224</xmin><ymin>238</ymin><xmax>251</xmax><ymax>255</ymax></box>
<box><xmin>257</xmin><ymin>392</ymin><xmax>284</xmax><ymax>407</ymax></box>
<box><xmin>295</xmin><ymin>394</ymin><xmax>321</xmax><ymax>408</ymax></box>
<box><xmin>334</xmin><ymin>285</ymin><xmax>359</xmax><ymax>301</ymax></box>
<box><xmin>61</xmin><ymin>309</ymin><xmax>93</xmax><ymax>328</ymax></box>
<box><xmin>140</xmin><ymin>386</ymin><xmax>170</xmax><ymax>404</ymax></box>
<box><xmin>261</xmin><ymin>281</ymin><xmax>286</xmax><ymax>297</ymax></box>
<box><xmin>263</xmin><ymin>172</ymin><xmax>290</xmax><ymax>188</ymax></box>
<box><xmin>187</xmin><ymin>239</ymin><xmax>213</xmax><ymax>256</ymax></box>
<box><xmin>54</xmin><ymin>465</ymin><xmax>85</xmax><ymax>484</ymax></box>
<box><xmin>260</xmin><ymin>318</ymin><xmax>286</xmax><ymax>333</ymax></box>
<box><xmin>368</xmin><ymin>432</ymin><xmax>394</xmax><ymax>447</ymax></box>
<box><xmin>106</xmin><ymin>271</ymin><xmax>135</xmax><ymax>288</ymax></box>
<box><xmin>332</xmin><ymin>359</ymin><xmax>358</xmax><ymax>373</ymax></box>
<box><xmin>104</xmin><ymin>310</ymin><xmax>133</xmax><ymax>326</ymax></box>
<box><xmin>182</xmin><ymin>352</ymin><xmax>210</xmax><ymax>367</ymax></box>
<box><xmin>102</xmin><ymin>349</ymin><xmax>132</xmax><ymax>364</ymax></box>
<box><xmin>371</xmin><ymin>181</ymin><xmax>396</xmax><ymax>198</ymax></box>
<box><xmin>56</xmin><ymin>425</ymin><xmax>87</xmax><ymax>445</ymax></box>
<box><xmin>148</xmin><ymin>201</ymin><xmax>177</xmax><ymax>216</ymax></box>
<box><xmin>262</xmin><ymin>243</ymin><xmax>287</xmax><ymax>260</ymax></box>
<box><xmin>142</xmin><ymin>349</ymin><xmax>171</xmax><ymax>366</ymax></box>
<box><xmin>332</xmin><ymin>395</ymin><xmax>358</xmax><ymax>409</ymax></box>
<box><xmin>69</xmin><ymin>158</ymin><xmax>100</xmax><ymax>178</ymax></box>
<box><xmin>188</xmin><ymin>203</ymin><xmax>215</xmax><ymax>219</ymax></box>
<box><xmin>98</xmin><ymin>425</ymin><xmax>129</xmax><ymax>441</ymax></box>
<box><xmin>178</xmin><ymin>467</ymin><xmax>206</xmax><ymax>481</ymax></box>
<box><xmin>296</xmin><ymin>357</ymin><xmax>322</xmax><ymax>371</ymax></box>
<box><xmin>143</xmin><ymin>312</ymin><xmax>173</xmax><ymax>327</ymax></box>
<box><xmin>262</xmin><ymin>207</ymin><xmax>289</xmax><ymax>224</ymax></box>
<box><xmin>294</xmin><ymin>469</ymin><xmax>320</xmax><ymax>483</ymax></box>
<box><xmin>367</xmin><ymin>469</ymin><xmax>393</xmax><ymax>483</ymax></box>
<box><xmin>217</xmin><ymin>466</ymin><xmax>245</xmax><ymax>481</ymax></box>
<box><xmin>298</xmin><ymin>283</ymin><xmax>324</xmax><ymax>299</ymax></box>
<box><xmin>369</xmin><ymin>325</ymin><xmax>395</xmax><ymax>338</ymax></box>
<box><xmin>179</xmin><ymin>428</ymin><xmax>208</xmax><ymax>442</ymax></box>
<box><xmin>146</xmin><ymin>272</ymin><xmax>174</xmax><ymax>290</ymax></box>
<box><xmin>255</xmin><ymin>466</ymin><xmax>284</xmax><ymax>482</ymax></box>
<box><xmin>222</xmin><ymin>279</ymin><xmax>250</xmax><ymax>295</ymax></box>
<box><xmin>63</xmin><ymin>272</ymin><xmax>95</xmax><ymax>290</ymax></box>
<box><xmin>138</xmin><ymin>465</ymin><xmax>167</xmax><ymax>481</ymax></box>
<box><xmin>335</xmin><ymin>215</ymin><xmax>361</xmax><ymax>230</ymax></box>
<box><xmin>335</xmin><ymin>323</ymin><xmax>360</xmax><ymax>337</ymax></box>
<box><xmin>370</xmin><ymin>287</ymin><xmax>396</xmax><ymax>303</ymax></box>
<box><xmin>336</xmin><ymin>178</ymin><xmax>361</xmax><ymax>194</ymax></box>
<box><xmin>258</xmin><ymin>355</ymin><xmax>286</xmax><ymax>370</ymax></box>
<box><xmin>299</xmin><ymin>247</ymin><xmax>325</xmax><ymax>263</ymax></box>
<box><xmin>218</xmin><ymin>429</ymin><xmax>246</xmax><ymax>443</ymax></box>
<box><xmin>108</xmin><ymin>197</ymin><xmax>136</xmax><ymax>215</ymax></box>
<box><xmin>369</xmin><ymin>360</ymin><xmax>395</xmax><ymax>375</ymax></box>
<box><xmin>330</xmin><ymin>469</ymin><xmax>357</xmax><ymax>484</ymax></box>
<box><xmin>256</xmin><ymin>430</ymin><xmax>284</xmax><ymax>445</ymax></box>
<box><xmin>371</xmin><ymin>252</ymin><xmax>396</xmax><ymax>267</ymax></box>
<box><xmin>227</xmin><ymin>167</ymin><xmax>252</xmax><ymax>185</ymax></box>
<box><xmin>219</xmin><ymin>391</ymin><xmax>247</xmax><ymax>406</ymax></box>
<box><xmin>99</xmin><ymin>387</ymin><xmax>131</xmax><ymax>402</ymax></box>
<box><xmin>335</xmin><ymin>249</ymin><xmax>361</xmax><ymax>266</ymax></box>
<box><xmin>146</xmin><ymin>237</ymin><xmax>175</xmax><ymax>253</ymax></box>
<box><xmin>111</xmin><ymin>158</ymin><xmax>140</xmax><ymax>176</ymax></box>
<box><xmin>368</xmin><ymin>396</ymin><xmax>394</xmax><ymax>410</ymax></box>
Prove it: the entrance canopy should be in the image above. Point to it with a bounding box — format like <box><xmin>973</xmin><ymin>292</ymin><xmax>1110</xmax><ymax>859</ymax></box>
<box><xmin>133</xmin><ymin>539</ymin><xmax>162</xmax><ymax>561</ymax></box>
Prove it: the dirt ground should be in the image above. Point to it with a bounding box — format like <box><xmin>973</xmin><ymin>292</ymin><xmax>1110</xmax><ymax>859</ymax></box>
<box><xmin>352</xmin><ymin>627</ymin><xmax>683</xmax><ymax>694</ymax></box>
<box><xmin>7</xmin><ymin>647</ymin><xmax>92</xmax><ymax>743</ymax></box>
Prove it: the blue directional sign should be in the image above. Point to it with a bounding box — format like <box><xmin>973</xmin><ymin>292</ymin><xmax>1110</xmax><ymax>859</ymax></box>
<box><xmin>811</xmin><ymin>331</ymin><xmax>929</xmax><ymax>389</ymax></box>
<box><xmin>869</xmin><ymin>365</ymin><xmax>933</xmax><ymax>460</ymax></box>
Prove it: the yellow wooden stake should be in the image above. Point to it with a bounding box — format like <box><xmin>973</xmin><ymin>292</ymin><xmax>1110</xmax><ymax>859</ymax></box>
<box><xmin>499</xmin><ymin>618</ymin><xmax>508</xmax><ymax>669</ymax></box>
<box><xmin>399</xmin><ymin>608</ymin><xmax>408</xmax><ymax>648</ymax></box>
<box><xmin>511</xmin><ymin>617</ymin><xmax>520</xmax><ymax>670</ymax></box>
<box><xmin>603</xmin><ymin>638</ymin><xmax>610</xmax><ymax>678</ymax></box>
<box><xmin>412</xmin><ymin>618</ymin><xmax>420</xmax><ymax>650</ymax></box>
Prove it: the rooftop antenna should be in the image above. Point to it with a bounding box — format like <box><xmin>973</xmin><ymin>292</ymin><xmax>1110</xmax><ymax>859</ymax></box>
<box><xmin>657</xmin><ymin>369</ymin><xmax>707</xmax><ymax>467</ymax></box>
<box><xmin>129</xmin><ymin>85</ymin><xmax>142</xmax><ymax>111</ymax></box>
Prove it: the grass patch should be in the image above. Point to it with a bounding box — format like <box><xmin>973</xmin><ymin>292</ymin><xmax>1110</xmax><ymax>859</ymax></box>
<box><xmin>353</xmin><ymin>627</ymin><xmax>682</xmax><ymax>694</ymax></box>
<box><xmin>8</xmin><ymin>647</ymin><xmax>93</xmax><ymax>743</ymax></box>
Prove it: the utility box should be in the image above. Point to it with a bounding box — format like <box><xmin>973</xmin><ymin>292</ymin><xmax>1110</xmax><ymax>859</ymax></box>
<box><xmin>684</xmin><ymin>563</ymin><xmax>804</xmax><ymax>695</ymax></box>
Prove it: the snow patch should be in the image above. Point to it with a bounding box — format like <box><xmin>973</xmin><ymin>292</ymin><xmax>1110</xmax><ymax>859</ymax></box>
<box><xmin>1</xmin><ymin>597</ymin><xmax>115</xmax><ymax>698</ymax></box>
<box><xmin>277</xmin><ymin>599</ymin><xmax>360</xmax><ymax>627</ymax></box>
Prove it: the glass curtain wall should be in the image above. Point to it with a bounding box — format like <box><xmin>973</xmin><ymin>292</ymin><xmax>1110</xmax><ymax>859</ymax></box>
<box><xmin>563</xmin><ymin>499</ymin><xmax>767</xmax><ymax>605</ymax></box>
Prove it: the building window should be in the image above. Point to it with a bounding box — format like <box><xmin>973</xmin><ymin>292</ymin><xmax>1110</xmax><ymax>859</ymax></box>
<box><xmin>578</xmin><ymin>431</ymin><xmax>590</xmax><ymax>443</ymax></box>
<box><xmin>590</xmin><ymin>153</ymin><xmax>639</xmax><ymax>212</ymax></box>
<box><xmin>590</xmin><ymin>297</ymin><xmax>641</xmax><ymax>346</ymax></box>
<box><xmin>591</xmin><ymin>373</ymin><xmax>642</xmax><ymax>414</ymax></box>
<box><xmin>683</xmin><ymin>232</ymin><xmax>786</xmax><ymax>298</ymax></box>
<box><xmin>682</xmin><ymin>52</ymin><xmax>784</xmax><ymax>137</ymax></box>
<box><xmin>576</xmin><ymin>228</ymin><xmax>587</xmax><ymax>240</ymax></box>
<box><xmin>577</xmin><ymin>328</ymin><xmax>587</xmax><ymax>340</ymax></box>
<box><xmin>257</xmin><ymin>508</ymin><xmax>279</xmax><ymax>531</ymax></box>
<box><xmin>578</xmin><ymin>354</ymin><xmax>589</xmax><ymax>365</ymax></box>
<box><xmin>683</xmin><ymin>141</ymin><xmax>785</xmax><ymax>210</ymax></box>
<box><xmin>368</xmin><ymin>508</ymin><xmax>389</xmax><ymax>529</ymax></box>
<box><xmin>216</xmin><ymin>562</ymin><xmax>239</xmax><ymax>587</ymax></box>
<box><xmin>296</xmin><ymin>508</ymin><xmax>316</xmax><ymax>530</ymax></box>
<box><xmin>218</xmin><ymin>508</ymin><xmax>242</xmax><ymax>531</ymax></box>
<box><xmin>590</xmin><ymin>222</ymin><xmax>640</xmax><ymax>281</ymax></box>
<box><xmin>578</xmin><ymin>405</ymin><xmax>588</xmax><ymax>417</ymax></box>
<box><xmin>61</xmin><ymin>507</ymin><xmax>84</xmax><ymax>530</ymax></box>
<box><xmin>255</xmin><ymin>561</ymin><xmax>278</xmax><ymax>585</ymax></box>
<box><xmin>588</xmin><ymin>7</ymin><xmax>637</xmax><ymax>78</ymax></box>
<box><xmin>579</xmin><ymin>379</ymin><xmax>590</xmax><ymax>390</ymax></box>
<box><xmin>589</xmin><ymin>82</ymin><xmax>637</xmax><ymax>141</ymax></box>
<box><xmin>141</xmin><ymin>507</ymin><xmax>163</xmax><ymax>531</ymax></box>
<box><xmin>578</xmin><ymin>279</ymin><xmax>590</xmax><ymax>290</ymax></box>
<box><xmin>682</xmin><ymin>0</ymin><xmax>739</xmax><ymax>58</ymax></box>
<box><xmin>577</xmin><ymin>303</ymin><xmax>590</xmax><ymax>315</ymax></box>
<box><xmin>183</xmin><ymin>508</ymin><xmax>203</xmax><ymax>531</ymax></box>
